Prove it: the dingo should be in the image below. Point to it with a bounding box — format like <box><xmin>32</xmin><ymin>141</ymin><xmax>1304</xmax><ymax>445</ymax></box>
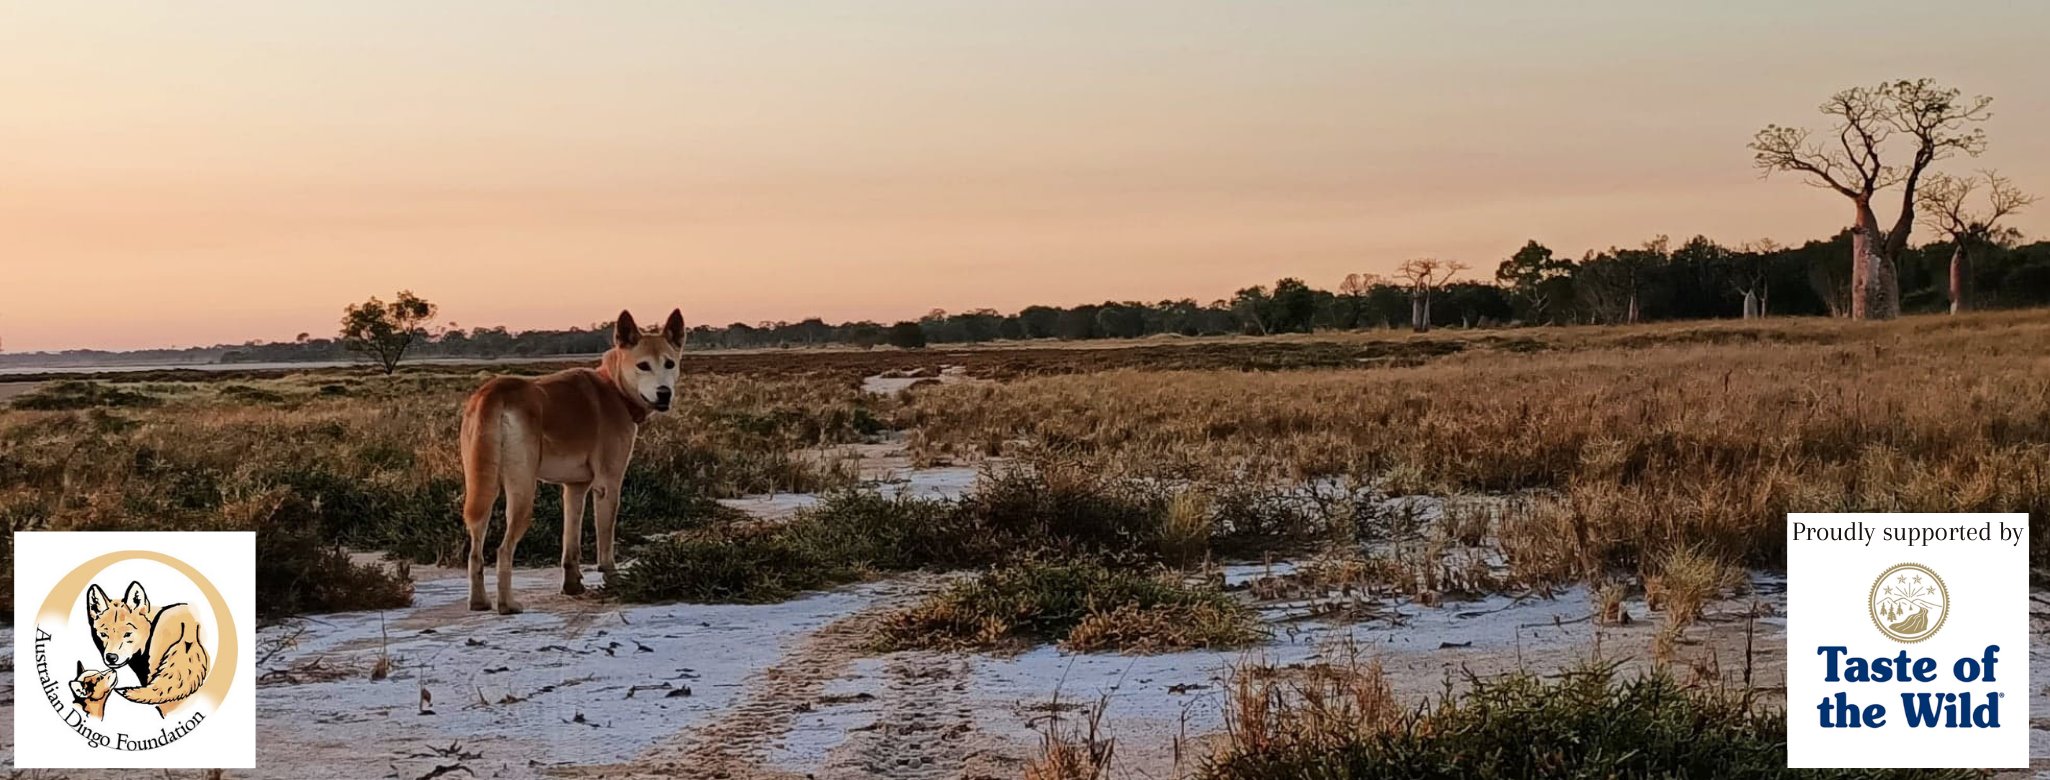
<box><xmin>69</xmin><ymin>661</ymin><xmax>116</xmax><ymax>720</ymax></box>
<box><xmin>85</xmin><ymin>581</ymin><xmax>211</xmax><ymax>717</ymax></box>
<box><xmin>460</xmin><ymin>309</ymin><xmax>686</xmax><ymax>614</ymax></box>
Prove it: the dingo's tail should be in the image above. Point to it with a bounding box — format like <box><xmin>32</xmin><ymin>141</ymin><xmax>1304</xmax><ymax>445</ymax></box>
<box><xmin>460</xmin><ymin>390</ymin><xmax>505</xmax><ymax>535</ymax></box>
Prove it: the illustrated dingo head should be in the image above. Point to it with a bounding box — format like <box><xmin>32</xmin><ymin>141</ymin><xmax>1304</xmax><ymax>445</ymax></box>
<box><xmin>609</xmin><ymin>309</ymin><xmax>687</xmax><ymax>412</ymax></box>
<box><xmin>69</xmin><ymin>661</ymin><xmax>117</xmax><ymax>720</ymax></box>
<box><xmin>85</xmin><ymin>580</ymin><xmax>152</xmax><ymax>669</ymax></box>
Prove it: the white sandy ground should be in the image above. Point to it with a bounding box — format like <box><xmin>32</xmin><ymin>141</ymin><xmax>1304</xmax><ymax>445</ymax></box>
<box><xmin>4</xmin><ymin>454</ymin><xmax>2045</xmax><ymax>780</ymax></box>
<box><xmin>715</xmin><ymin>436</ymin><xmax>988</xmax><ymax>525</ymax></box>
<box><xmin>4</xmin><ymin>574</ymin><xmax>2050</xmax><ymax>778</ymax></box>
<box><xmin>859</xmin><ymin>366</ymin><xmax>979</xmax><ymax>397</ymax></box>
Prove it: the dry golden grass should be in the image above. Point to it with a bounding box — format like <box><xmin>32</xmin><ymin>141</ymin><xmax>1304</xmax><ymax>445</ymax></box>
<box><xmin>8</xmin><ymin>310</ymin><xmax>2049</xmax><ymax>621</ymax></box>
<box><xmin>899</xmin><ymin>310</ymin><xmax>2050</xmax><ymax>585</ymax></box>
<box><xmin>1023</xmin><ymin>693</ymin><xmax>1115</xmax><ymax>780</ymax></box>
<box><xmin>1159</xmin><ymin>489</ymin><xmax>1214</xmax><ymax>567</ymax></box>
<box><xmin>0</xmin><ymin>369</ymin><xmax>880</xmax><ymax>615</ymax></box>
<box><xmin>1595</xmin><ymin>581</ymin><xmax>1630</xmax><ymax>625</ymax></box>
<box><xmin>1222</xmin><ymin>642</ymin><xmax>1402</xmax><ymax>758</ymax></box>
<box><xmin>1644</xmin><ymin>546</ymin><xmax>1741</xmax><ymax>628</ymax></box>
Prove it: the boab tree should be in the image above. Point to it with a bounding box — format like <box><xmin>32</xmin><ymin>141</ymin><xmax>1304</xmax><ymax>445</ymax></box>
<box><xmin>1917</xmin><ymin>171</ymin><xmax>2037</xmax><ymax>314</ymax></box>
<box><xmin>1395</xmin><ymin>257</ymin><xmax>1466</xmax><ymax>333</ymax></box>
<box><xmin>1750</xmin><ymin>78</ymin><xmax>1992</xmax><ymax>320</ymax></box>
<box><xmin>340</xmin><ymin>290</ymin><xmax>438</xmax><ymax>375</ymax></box>
<box><xmin>1732</xmin><ymin>239</ymin><xmax>1781</xmax><ymax>319</ymax></box>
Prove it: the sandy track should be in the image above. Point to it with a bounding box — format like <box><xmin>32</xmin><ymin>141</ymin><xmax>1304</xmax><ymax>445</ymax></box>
<box><xmin>816</xmin><ymin>655</ymin><xmax>983</xmax><ymax>779</ymax></box>
<box><xmin>560</xmin><ymin>574</ymin><xmax>956</xmax><ymax>780</ymax></box>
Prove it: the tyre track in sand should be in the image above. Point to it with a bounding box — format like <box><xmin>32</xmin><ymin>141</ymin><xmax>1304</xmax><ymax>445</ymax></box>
<box><xmin>816</xmin><ymin>654</ymin><xmax>985</xmax><ymax>779</ymax></box>
<box><xmin>557</xmin><ymin>575</ymin><xmax>948</xmax><ymax>780</ymax></box>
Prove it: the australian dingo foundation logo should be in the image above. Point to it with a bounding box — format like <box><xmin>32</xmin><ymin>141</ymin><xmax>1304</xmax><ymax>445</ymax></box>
<box><xmin>1869</xmin><ymin>562</ymin><xmax>1947</xmax><ymax>643</ymax></box>
<box><xmin>13</xmin><ymin>532</ymin><xmax>255</xmax><ymax>768</ymax></box>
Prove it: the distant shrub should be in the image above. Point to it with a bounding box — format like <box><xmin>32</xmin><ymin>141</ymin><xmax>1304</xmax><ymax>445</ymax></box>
<box><xmin>9</xmin><ymin>381</ymin><xmax>159</xmax><ymax>411</ymax></box>
<box><xmin>216</xmin><ymin>383</ymin><xmax>290</xmax><ymax>404</ymax></box>
<box><xmin>886</xmin><ymin>321</ymin><xmax>927</xmax><ymax>349</ymax></box>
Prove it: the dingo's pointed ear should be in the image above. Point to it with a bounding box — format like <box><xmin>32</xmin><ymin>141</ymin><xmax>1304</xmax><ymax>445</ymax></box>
<box><xmin>662</xmin><ymin>309</ymin><xmax>686</xmax><ymax>348</ymax></box>
<box><xmin>86</xmin><ymin>584</ymin><xmax>110</xmax><ymax>617</ymax></box>
<box><xmin>613</xmin><ymin>310</ymin><xmax>641</xmax><ymax>348</ymax></box>
<box><xmin>76</xmin><ymin>660</ymin><xmax>85</xmax><ymax>676</ymax></box>
<box><xmin>122</xmin><ymin>581</ymin><xmax>149</xmax><ymax>614</ymax></box>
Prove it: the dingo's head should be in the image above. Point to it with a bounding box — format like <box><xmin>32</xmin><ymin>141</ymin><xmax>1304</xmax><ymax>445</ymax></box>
<box><xmin>70</xmin><ymin>661</ymin><xmax>117</xmax><ymax>718</ymax></box>
<box><xmin>609</xmin><ymin>309</ymin><xmax>687</xmax><ymax>412</ymax></box>
<box><xmin>86</xmin><ymin>581</ymin><xmax>152</xmax><ymax>668</ymax></box>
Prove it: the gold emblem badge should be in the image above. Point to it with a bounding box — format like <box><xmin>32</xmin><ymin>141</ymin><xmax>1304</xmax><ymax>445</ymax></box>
<box><xmin>1869</xmin><ymin>563</ymin><xmax>1947</xmax><ymax>643</ymax></box>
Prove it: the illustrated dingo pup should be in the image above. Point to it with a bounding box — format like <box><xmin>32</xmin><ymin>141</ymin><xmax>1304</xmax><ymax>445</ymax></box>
<box><xmin>86</xmin><ymin>581</ymin><xmax>211</xmax><ymax>717</ymax></box>
<box><xmin>69</xmin><ymin>661</ymin><xmax>117</xmax><ymax>720</ymax></box>
<box><xmin>460</xmin><ymin>309</ymin><xmax>686</xmax><ymax>614</ymax></box>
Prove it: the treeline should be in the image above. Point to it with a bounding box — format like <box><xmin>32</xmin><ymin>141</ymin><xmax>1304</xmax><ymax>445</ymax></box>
<box><xmin>7</xmin><ymin>231</ymin><xmax>2050</xmax><ymax>368</ymax></box>
<box><xmin>708</xmin><ymin>231</ymin><xmax>2050</xmax><ymax>347</ymax></box>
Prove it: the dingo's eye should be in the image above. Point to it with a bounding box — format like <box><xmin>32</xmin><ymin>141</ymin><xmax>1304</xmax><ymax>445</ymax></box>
<box><xmin>664</xmin><ymin>359</ymin><xmax>675</xmax><ymax>369</ymax></box>
<box><xmin>636</xmin><ymin>361</ymin><xmax>651</xmax><ymax>371</ymax></box>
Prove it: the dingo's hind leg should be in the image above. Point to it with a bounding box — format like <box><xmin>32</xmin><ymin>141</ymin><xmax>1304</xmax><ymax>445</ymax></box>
<box><xmin>460</xmin><ymin>406</ymin><xmax>503</xmax><ymax>612</ymax></box>
<box><xmin>593</xmin><ymin>477</ymin><xmax>624</xmax><ymax>584</ymax></box>
<box><xmin>560</xmin><ymin>482</ymin><xmax>591</xmax><ymax>596</ymax></box>
<box><xmin>463</xmin><ymin>504</ymin><xmax>493</xmax><ymax>611</ymax></box>
<box><xmin>494</xmin><ymin>423</ymin><xmax>541</xmax><ymax>615</ymax></box>
<box><xmin>497</xmin><ymin>478</ymin><xmax>535</xmax><ymax>614</ymax></box>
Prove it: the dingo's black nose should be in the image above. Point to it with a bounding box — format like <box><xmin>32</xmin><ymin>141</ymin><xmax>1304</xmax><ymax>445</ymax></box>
<box><xmin>654</xmin><ymin>387</ymin><xmax>672</xmax><ymax>409</ymax></box>
<box><xmin>104</xmin><ymin>653</ymin><xmax>119</xmax><ymax>666</ymax></box>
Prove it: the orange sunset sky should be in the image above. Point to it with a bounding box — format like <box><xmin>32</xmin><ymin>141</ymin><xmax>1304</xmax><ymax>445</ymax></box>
<box><xmin>4</xmin><ymin>1</ymin><xmax>2048</xmax><ymax>352</ymax></box>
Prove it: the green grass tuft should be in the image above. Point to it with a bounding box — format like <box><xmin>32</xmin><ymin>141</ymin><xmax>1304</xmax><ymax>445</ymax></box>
<box><xmin>1204</xmin><ymin>664</ymin><xmax>1972</xmax><ymax>780</ymax></box>
<box><xmin>874</xmin><ymin>561</ymin><xmax>1262</xmax><ymax>653</ymax></box>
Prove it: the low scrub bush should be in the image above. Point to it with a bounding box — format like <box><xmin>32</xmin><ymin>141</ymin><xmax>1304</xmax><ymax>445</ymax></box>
<box><xmin>899</xmin><ymin>311</ymin><xmax>2050</xmax><ymax>583</ymax></box>
<box><xmin>954</xmin><ymin>466</ymin><xmax>1169</xmax><ymax>562</ymax></box>
<box><xmin>0</xmin><ymin>370</ymin><xmax>873</xmax><ymax>616</ymax></box>
<box><xmin>611</xmin><ymin>490</ymin><xmax>968</xmax><ymax>603</ymax></box>
<box><xmin>607</xmin><ymin>526</ymin><xmax>836</xmax><ymax>603</ymax></box>
<box><xmin>9</xmin><ymin>380</ymin><xmax>160</xmax><ymax>411</ymax></box>
<box><xmin>873</xmin><ymin>561</ymin><xmax>1262</xmax><ymax>653</ymax></box>
<box><xmin>1204</xmin><ymin>662</ymin><xmax>1968</xmax><ymax>780</ymax></box>
<box><xmin>256</xmin><ymin>516</ymin><xmax>414</xmax><ymax>619</ymax></box>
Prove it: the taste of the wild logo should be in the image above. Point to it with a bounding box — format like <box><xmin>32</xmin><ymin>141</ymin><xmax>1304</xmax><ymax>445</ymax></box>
<box><xmin>29</xmin><ymin>550</ymin><xmax>238</xmax><ymax>752</ymax></box>
<box><xmin>1868</xmin><ymin>562</ymin><xmax>1948</xmax><ymax>643</ymax></box>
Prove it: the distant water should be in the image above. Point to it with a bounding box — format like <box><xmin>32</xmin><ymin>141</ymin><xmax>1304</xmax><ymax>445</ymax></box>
<box><xmin>0</xmin><ymin>355</ymin><xmax>595</xmax><ymax>377</ymax></box>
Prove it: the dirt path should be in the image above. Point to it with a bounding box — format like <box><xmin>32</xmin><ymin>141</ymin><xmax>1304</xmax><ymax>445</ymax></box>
<box><xmin>816</xmin><ymin>655</ymin><xmax>984</xmax><ymax>779</ymax></box>
<box><xmin>560</xmin><ymin>574</ymin><xmax>959</xmax><ymax>780</ymax></box>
